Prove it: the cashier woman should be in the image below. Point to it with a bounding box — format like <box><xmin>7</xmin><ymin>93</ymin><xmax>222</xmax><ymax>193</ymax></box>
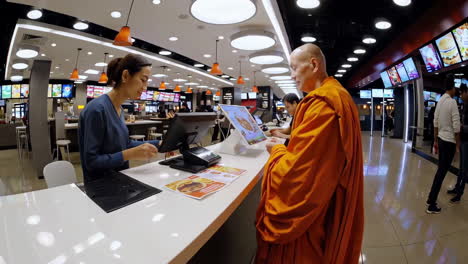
<box><xmin>78</xmin><ymin>54</ymin><xmax>159</xmax><ymax>184</ymax></box>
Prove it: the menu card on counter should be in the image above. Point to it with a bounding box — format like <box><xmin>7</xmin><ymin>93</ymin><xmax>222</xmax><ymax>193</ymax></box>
<box><xmin>164</xmin><ymin>165</ymin><xmax>246</xmax><ymax>199</ymax></box>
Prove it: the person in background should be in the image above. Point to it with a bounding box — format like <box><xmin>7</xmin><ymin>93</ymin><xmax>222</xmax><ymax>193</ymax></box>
<box><xmin>448</xmin><ymin>83</ymin><xmax>468</xmax><ymax>203</ymax></box>
<box><xmin>158</xmin><ymin>105</ymin><xmax>167</xmax><ymax>118</ymax></box>
<box><xmin>428</xmin><ymin>101</ymin><xmax>437</xmax><ymax>153</ymax></box>
<box><xmin>426</xmin><ymin>74</ymin><xmax>460</xmax><ymax>214</ymax></box>
<box><xmin>269</xmin><ymin>93</ymin><xmax>301</xmax><ymax>147</ymax></box>
<box><xmin>255</xmin><ymin>44</ymin><xmax>364</xmax><ymax>264</ymax></box>
<box><xmin>79</xmin><ymin>54</ymin><xmax>159</xmax><ymax>189</ymax></box>
<box><xmin>205</xmin><ymin>105</ymin><xmax>214</xmax><ymax>112</ymax></box>
<box><xmin>179</xmin><ymin>102</ymin><xmax>191</xmax><ymax>113</ymax></box>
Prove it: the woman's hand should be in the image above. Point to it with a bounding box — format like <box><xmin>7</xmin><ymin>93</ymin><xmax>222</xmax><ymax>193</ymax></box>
<box><xmin>123</xmin><ymin>143</ymin><xmax>158</xmax><ymax>161</ymax></box>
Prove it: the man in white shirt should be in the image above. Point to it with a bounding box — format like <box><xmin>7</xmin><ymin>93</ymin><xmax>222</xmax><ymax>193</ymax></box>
<box><xmin>427</xmin><ymin>74</ymin><xmax>460</xmax><ymax>214</ymax></box>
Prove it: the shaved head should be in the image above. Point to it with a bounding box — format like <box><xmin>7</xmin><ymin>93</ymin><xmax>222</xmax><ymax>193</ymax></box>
<box><xmin>290</xmin><ymin>44</ymin><xmax>328</xmax><ymax>93</ymax></box>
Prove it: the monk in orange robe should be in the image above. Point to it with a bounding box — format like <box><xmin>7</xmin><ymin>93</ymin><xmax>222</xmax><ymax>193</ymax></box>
<box><xmin>255</xmin><ymin>44</ymin><xmax>364</xmax><ymax>264</ymax></box>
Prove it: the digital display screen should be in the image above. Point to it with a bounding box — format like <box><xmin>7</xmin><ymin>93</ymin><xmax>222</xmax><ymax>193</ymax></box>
<box><xmin>419</xmin><ymin>43</ymin><xmax>443</xmax><ymax>72</ymax></box>
<box><xmin>372</xmin><ymin>89</ymin><xmax>384</xmax><ymax>98</ymax></box>
<box><xmin>48</xmin><ymin>84</ymin><xmax>52</xmax><ymax>98</ymax></box>
<box><xmin>455</xmin><ymin>78</ymin><xmax>462</xmax><ymax>88</ymax></box>
<box><xmin>387</xmin><ymin>67</ymin><xmax>402</xmax><ymax>86</ymax></box>
<box><xmin>21</xmin><ymin>84</ymin><xmax>29</xmax><ymax>98</ymax></box>
<box><xmin>428</xmin><ymin>101</ymin><xmax>436</xmax><ymax>107</ymax></box>
<box><xmin>380</xmin><ymin>71</ymin><xmax>393</xmax><ymax>88</ymax></box>
<box><xmin>453</xmin><ymin>22</ymin><xmax>468</xmax><ymax>61</ymax></box>
<box><xmin>241</xmin><ymin>93</ymin><xmax>248</xmax><ymax>100</ymax></box>
<box><xmin>219</xmin><ymin>104</ymin><xmax>267</xmax><ymax>145</ymax></box>
<box><xmin>140</xmin><ymin>91</ymin><xmax>147</xmax><ymax>100</ymax></box>
<box><xmin>423</xmin><ymin>91</ymin><xmax>431</xmax><ymax>100</ymax></box>
<box><xmin>11</xmin><ymin>84</ymin><xmax>21</xmax><ymax>99</ymax></box>
<box><xmin>402</xmin><ymin>57</ymin><xmax>420</xmax><ymax>80</ymax></box>
<box><xmin>62</xmin><ymin>84</ymin><xmax>73</xmax><ymax>98</ymax></box>
<box><xmin>103</xmin><ymin>87</ymin><xmax>112</xmax><ymax>94</ymax></box>
<box><xmin>168</xmin><ymin>93</ymin><xmax>175</xmax><ymax>102</ymax></box>
<box><xmin>87</xmin><ymin>86</ymin><xmax>94</xmax><ymax>98</ymax></box>
<box><xmin>435</xmin><ymin>32</ymin><xmax>462</xmax><ymax>67</ymax></box>
<box><xmin>174</xmin><ymin>93</ymin><xmax>180</xmax><ymax>103</ymax></box>
<box><xmin>146</xmin><ymin>90</ymin><xmax>154</xmax><ymax>101</ymax></box>
<box><xmin>2</xmin><ymin>85</ymin><xmax>11</xmax><ymax>99</ymax></box>
<box><xmin>396</xmin><ymin>63</ymin><xmax>409</xmax><ymax>83</ymax></box>
<box><xmin>52</xmin><ymin>84</ymin><xmax>62</xmax><ymax>98</ymax></box>
<box><xmin>383</xmin><ymin>89</ymin><xmax>394</xmax><ymax>98</ymax></box>
<box><xmin>430</xmin><ymin>92</ymin><xmax>438</xmax><ymax>101</ymax></box>
<box><xmin>248</xmin><ymin>92</ymin><xmax>257</xmax><ymax>99</ymax></box>
<box><xmin>360</xmin><ymin>90</ymin><xmax>371</xmax><ymax>99</ymax></box>
<box><xmin>153</xmin><ymin>91</ymin><xmax>160</xmax><ymax>101</ymax></box>
<box><xmin>0</xmin><ymin>100</ymin><xmax>5</xmax><ymax>106</ymax></box>
<box><xmin>93</xmin><ymin>86</ymin><xmax>104</xmax><ymax>98</ymax></box>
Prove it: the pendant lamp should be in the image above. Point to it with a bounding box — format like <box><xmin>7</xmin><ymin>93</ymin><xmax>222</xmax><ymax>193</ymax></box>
<box><xmin>252</xmin><ymin>70</ymin><xmax>259</xmax><ymax>93</ymax></box>
<box><xmin>237</xmin><ymin>60</ymin><xmax>245</xmax><ymax>84</ymax></box>
<box><xmin>159</xmin><ymin>66</ymin><xmax>167</xmax><ymax>90</ymax></box>
<box><xmin>210</xmin><ymin>39</ymin><xmax>222</xmax><ymax>75</ymax></box>
<box><xmin>186</xmin><ymin>86</ymin><xmax>193</xmax><ymax>93</ymax></box>
<box><xmin>98</xmin><ymin>53</ymin><xmax>109</xmax><ymax>84</ymax></box>
<box><xmin>70</xmin><ymin>48</ymin><xmax>82</xmax><ymax>80</ymax></box>
<box><xmin>206</xmin><ymin>89</ymin><xmax>212</xmax><ymax>95</ymax></box>
<box><xmin>174</xmin><ymin>84</ymin><xmax>181</xmax><ymax>92</ymax></box>
<box><xmin>215</xmin><ymin>90</ymin><xmax>221</xmax><ymax>96</ymax></box>
<box><xmin>114</xmin><ymin>0</ymin><xmax>135</xmax><ymax>46</ymax></box>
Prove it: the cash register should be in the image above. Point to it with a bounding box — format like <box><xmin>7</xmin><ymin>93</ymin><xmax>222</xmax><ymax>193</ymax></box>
<box><xmin>158</xmin><ymin>113</ymin><xmax>221</xmax><ymax>173</ymax></box>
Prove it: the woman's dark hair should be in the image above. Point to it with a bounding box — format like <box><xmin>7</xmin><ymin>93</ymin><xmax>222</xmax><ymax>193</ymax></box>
<box><xmin>107</xmin><ymin>54</ymin><xmax>152</xmax><ymax>87</ymax></box>
<box><xmin>282</xmin><ymin>93</ymin><xmax>301</xmax><ymax>104</ymax></box>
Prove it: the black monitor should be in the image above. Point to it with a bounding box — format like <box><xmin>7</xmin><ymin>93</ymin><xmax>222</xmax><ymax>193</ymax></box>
<box><xmin>158</xmin><ymin>113</ymin><xmax>221</xmax><ymax>173</ymax></box>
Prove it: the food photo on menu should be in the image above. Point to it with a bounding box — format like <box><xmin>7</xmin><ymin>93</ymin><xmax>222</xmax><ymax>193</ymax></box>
<box><xmin>435</xmin><ymin>32</ymin><xmax>462</xmax><ymax>67</ymax></box>
<box><xmin>219</xmin><ymin>105</ymin><xmax>267</xmax><ymax>145</ymax></box>
<box><xmin>387</xmin><ymin>67</ymin><xmax>402</xmax><ymax>86</ymax></box>
<box><xmin>395</xmin><ymin>63</ymin><xmax>409</xmax><ymax>83</ymax></box>
<box><xmin>453</xmin><ymin>22</ymin><xmax>468</xmax><ymax>61</ymax></box>
<box><xmin>419</xmin><ymin>43</ymin><xmax>443</xmax><ymax>72</ymax></box>
<box><xmin>402</xmin><ymin>58</ymin><xmax>420</xmax><ymax>80</ymax></box>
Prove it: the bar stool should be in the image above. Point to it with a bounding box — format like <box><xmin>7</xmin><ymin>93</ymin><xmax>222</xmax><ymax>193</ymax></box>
<box><xmin>56</xmin><ymin>139</ymin><xmax>71</xmax><ymax>161</ymax></box>
<box><xmin>15</xmin><ymin>126</ymin><xmax>27</xmax><ymax>160</ymax></box>
<box><xmin>147</xmin><ymin>127</ymin><xmax>162</xmax><ymax>140</ymax></box>
<box><xmin>129</xmin><ymin>135</ymin><xmax>146</xmax><ymax>141</ymax></box>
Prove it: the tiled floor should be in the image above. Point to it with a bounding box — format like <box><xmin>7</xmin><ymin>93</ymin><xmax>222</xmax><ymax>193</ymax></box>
<box><xmin>1</xmin><ymin>132</ymin><xmax>468</xmax><ymax>263</ymax></box>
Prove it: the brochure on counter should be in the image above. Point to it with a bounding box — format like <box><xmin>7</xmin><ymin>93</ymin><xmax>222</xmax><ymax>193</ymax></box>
<box><xmin>164</xmin><ymin>165</ymin><xmax>247</xmax><ymax>199</ymax></box>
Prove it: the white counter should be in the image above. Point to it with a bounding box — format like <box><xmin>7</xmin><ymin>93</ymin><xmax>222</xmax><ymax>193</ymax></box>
<box><xmin>0</xmin><ymin>142</ymin><xmax>269</xmax><ymax>264</ymax></box>
<box><xmin>64</xmin><ymin>120</ymin><xmax>163</xmax><ymax>130</ymax></box>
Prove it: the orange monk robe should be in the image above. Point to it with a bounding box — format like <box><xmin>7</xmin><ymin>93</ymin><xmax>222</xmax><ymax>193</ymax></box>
<box><xmin>255</xmin><ymin>77</ymin><xmax>364</xmax><ymax>264</ymax></box>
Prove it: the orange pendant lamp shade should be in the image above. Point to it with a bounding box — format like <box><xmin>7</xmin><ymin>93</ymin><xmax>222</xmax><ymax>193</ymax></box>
<box><xmin>210</xmin><ymin>63</ymin><xmax>222</xmax><ymax>75</ymax></box>
<box><xmin>215</xmin><ymin>90</ymin><xmax>221</xmax><ymax>96</ymax></box>
<box><xmin>98</xmin><ymin>72</ymin><xmax>108</xmax><ymax>84</ymax></box>
<box><xmin>186</xmin><ymin>87</ymin><xmax>193</xmax><ymax>93</ymax></box>
<box><xmin>159</xmin><ymin>81</ymin><xmax>166</xmax><ymax>90</ymax></box>
<box><xmin>237</xmin><ymin>76</ymin><xmax>245</xmax><ymax>84</ymax></box>
<box><xmin>174</xmin><ymin>84</ymin><xmax>181</xmax><ymax>92</ymax></box>
<box><xmin>70</xmin><ymin>68</ymin><xmax>79</xmax><ymax>80</ymax></box>
<box><xmin>206</xmin><ymin>89</ymin><xmax>212</xmax><ymax>95</ymax></box>
<box><xmin>252</xmin><ymin>85</ymin><xmax>259</xmax><ymax>93</ymax></box>
<box><xmin>114</xmin><ymin>26</ymin><xmax>132</xmax><ymax>46</ymax></box>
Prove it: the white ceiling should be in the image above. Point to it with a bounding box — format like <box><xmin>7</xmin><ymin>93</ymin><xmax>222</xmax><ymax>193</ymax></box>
<box><xmin>6</xmin><ymin>0</ymin><xmax>291</xmax><ymax>96</ymax></box>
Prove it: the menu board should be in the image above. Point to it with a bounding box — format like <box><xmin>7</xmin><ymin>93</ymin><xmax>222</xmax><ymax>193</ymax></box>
<box><xmin>93</xmin><ymin>86</ymin><xmax>104</xmax><ymax>98</ymax></box>
<box><xmin>174</xmin><ymin>93</ymin><xmax>180</xmax><ymax>103</ymax></box>
<box><xmin>402</xmin><ymin>58</ymin><xmax>420</xmax><ymax>80</ymax></box>
<box><xmin>360</xmin><ymin>90</ymin><xmax>371</xmax><ymax>99</ymax></box>
<box><xmin>429</xmin><ymin>92</ymin><xmax>438</xmax><ymax>101</ymax></box>
<box><xmin>103</xmin><ymin>87</ymin><xmax>112</xmax><ymax>94</ymax></box>
<box><xmin>48</xmin><ymin>84</ymin><xmax>52</xmax><ymax>98</ymax></box>
<box><xmin>168</xmin><ymin>93</ymin><xmax>175</xmax><ymax>102</ymax></box>
<box><xmin>423</xmin><ymin>91</ymin><xmax>431</xmax><ymax>101</ymax></box>
<box><xmin>11</xmin><ymin>84</ymin><xmax>21</xmax><ymax>98</ymax></box>
<box><xmin>372</xmin><ymin>89</ymin><xmax>384</xmax><ymax>98</ymax></box>
<box><xmin>153</xmin><ymin>91</ymin><xmax>160</xmax><ymax>101</ymax></box>
<box><xmin>396</xmin><ymin>63</ymin><xmax>409</xmax><ymax>83</ymax></box>
<box><xmin>419</xmin><ymin>43</ymin><xmax>443</xmax><ymax>72</ymax></box>
<box><xmin>387</xmin><ymin>67</ymin><xmax>401</xmax><ymax>86</ymax></box>
<box><xmin>380</xmin><ymin>71</ymin><xmax>392</xmax><ymax>88</ymax></box>
<box><xmin>453</xmin><ymin>23</ymin><xmax>468</xmax><ymax>61</ymax></box>
<box><xmin>435</xmin><ymin>32</ymin><xmax>462</xmax><ymax>67</ymax></box>
<box><xmin>21</xmin><ymin>84</ymin><xmax>29</xmax><ymax>98</ymax></box>
<box><xmin>86</xmin><ymin>86</ymin><xmax>94</xmax><ymax>98</ymax></box>
<box><xmin>140</xmin><ymin>91</ymin><xmax>147</xmax><ymax>100</ymax></box>
<box><xmin>248</xmin><ymin>92</ymin><xmax>257</xmax><ymax>99</ymax></box>
<box><xmin>383</xmin><ymin>89</ymin><xmax>394</xmax><ymax>98</ymax></box>
<box><xmin>52</xmin><ymin>84</ymin><xmax>62</xmax><ymax>98</ymax></box>
<box><xmin>241</xmin><ymin>93</ymin><xmax>248</xmax><ymax>100</ymax></box>
<box><xmin>2</xmin><ymin>85</ymin><xmax>12</xmax><ymax>99</ymax></box>
<box><xmin>146</xmin><ymin>90</ymin><xmax>154</xmax><ymax>101</ymax></box>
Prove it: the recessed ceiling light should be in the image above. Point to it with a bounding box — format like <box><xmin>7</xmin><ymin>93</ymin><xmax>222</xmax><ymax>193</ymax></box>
<box><xmin>362</xmin><ymin>37</ymin><xmax>376</xmax><ymax>44</ymax></box>
<box><xmin>84</xmin><ymin>69</ymin><xmax>100</xmax><ymax>75</ymax></box>
<box><xmin>50</xmin><ymin>72</ymin><xmax>54</xmax><ymax>74</ymax></box>
<box><xmin>296</xmin><ymin>0</ymin><xmax>320</xmax><ymax>9</ymax></box>
<box><xmin>166</xmin><ymin>68</ymin><xmax>171</xmax><ymax>71</ymax></box>
<box><xmin>335</xmin><ymin>74</ymin><xmax>343</xmax><ymax>77</ymax></box>
<box><xmin>79</xmin><ymin>75</ymin><xmax>88</xmax><ymax>80</ymax></box>
<box><xmin>169</xmin><ymin>37</ymin><xmax>178</xmax><ymax>41</ymax></box>
<box><xmin>108</xmin><ymin>54</ymin><xmax>114</xmax><ymax>58</ymax></box>
<box><xmin>375</xmin><ymin>18</ymin><xmax>392</xmax><ymax>30</ymax></box>
<box><xmin>347</xmin><ymin>57</ymin><xmax>359</xmax><ymax>62</ymax></box>
<box><xmin>276</xmin><ymin>80</ymin><xmax>295</xmax><ymax>84</ymax></box>
<box><xmin>74</xmin><ymin>81</ymin><xmax>84</xmax><ymax>84</ymax></box>
<box><xmin>185</xmin><ymin>82</ymin><xmax>200</xmax><ymax>85</ymax></box>
<box><xmin>435</xmin><ymin>72</ymin><xmax>439</xmax><ymax>75</ymax></box>
<box><xmin>261</xmin><ymin>63</ymin><xmax>290</xmax><ymax>74</ymax></box>
<box><xmin>174</xmin><ymin>78</ymin><xmax>187</xmax><ymax>82</ymax></box>
<box><xmin>244</xmin><ymin>78</ymin><xmax>249</xmax><ymax>81</ymax></box>
<box><xmin>270</xmin><ymin>75</ymin><xmax>291</xmax><ymax>80</ymax></box>
<box><xmin>353</xmin><ymin>49</ymin><xmax>366</xmax><ymax>54</ymax></box>
<box><xmin>203</xmin><ymin>54</ymin><xmax>212</xmax><ymax>58</ymax></box>
<box><xmin>249</xmin><ymin>50</ymin><xmax>284</xmax><ymax>65</ymax></box>
<box><xmin>218</xmin><ymin>36</ymin><xmax>224</xmax><ymax>40</ymax></box>
<box><xmin>337</xmin><ymin>69</ymin><xmax>347</xmax><ymax>73</ymax></box>
<box><xmin>12</xmin><ymin>59</ymin><xmax>28</xmax><ymax>70</ymax></box>
<box><xmin>301</xmin><ymin>36</ymin><xmax>316</xmax><ymax>43</ymax></box>
<box><xmin>207</xmin><ymin>68</ymin><xmax>212</xmax><ymax>72</ymax></box>
<box><xmin>27</xmin><ymin>10</ymin><xmax>42</xmax><ymax>19</ymax></box>
<box><xmin>232</xmin><ymin>50</ymin><xmax>238</xmax><ymax>53</ymax></box>
<box><xmin>95</xmin><ymin>62</ymin><xmax>107</xmax><ymax>67</ymax></box>
<box><xmin>111</xmin><ymin>11</ymin><xmax>122</xmax><ymax>18</ymax></box>
<box><xmin>152</xmin><ymin>0</ymin><xmax>161</xmax><ymax>4</ymax></box>
<box><xmin>131</xmin><ymin>38</ymin><xmax>136</xmax><ymax>43</ymax></box>
<box><xmin>229</xmin><ymin>78</ymin><xmax>236</xmax><ymax>81</ymax></box>
<box><xmin>10</xmin><ymin>75</ymin><xmax>23</xmax><ymax>82</ymax></box>
<box><xmin>152</xmin><ymin>74</ymin><xmax>167</xmax><ymax>78</ymax></box>
<box><xmin>73</xmin><ymin>22</ymin><xmax>89</xmax><ymax>30</ymax></box>
<box><xmin>228</xmin><ymin>67</ymin><xmax>234</xmax><ymax>70</ymax></box>
<box><xmin>16</xmin><ymin>45</ymin><xmax>39</xmax><ymax>58</ymax></box>
<box><xmin>41</xmin><ymin>53</ymin><xmax>46</xmax><ymax>57</ymax></box>
<box><xmin>51</xmin><ymin>43</ymin><xmax>56</xmax><ymax>47</ymax></box>
<box><xmin>393</xmin><ymin>0</ymin><xmax>411</xmax><ymax>6</ymax></box>
<box><xmin>197</xmin><ymin>85</ymin><xmax>208</xmax><ymax>88</ymax></box>
<box><xmin>190</xmin><ymin>0</ymin><xmax>257</xmax><ymax>25</ymax></box>
<box><xmin>87</xmin><ymin>51</ymin><xmax>93</xmax><ymax>55</ymax></box>
<box><xmin>194</xmin><ymin>64</ymin><xmax>204</xmax><ymax>67</ymax></box>
<box><xmin>231</xmin><ymin>30</ymin><xmax>276</xmax><ymax>51</ymax></box>
<box><xmin>342</xmin><ymin>64</ymin><xmax>352</xmax><ymax>68</ymax></box>
<box><xmin>221</xmin><ymin>75</ymin><xmax>229</xmax><ymax>78</ymax></box>
<box><xmin>55</xmin><ymin>66</ymin><xmax>59</xmax><ymax>69</ymax></box>
<box><xmin>159</xmin><ymin>51</ymin><xmax>172</xmax><ymax>55</ymax></box>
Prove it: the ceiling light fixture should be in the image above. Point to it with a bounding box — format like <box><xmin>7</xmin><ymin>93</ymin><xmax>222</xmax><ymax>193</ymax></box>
<box><xmin>84</xmin><ymin>69</ymin><xmax>100</xmax><ymax>75</ymax></box>
<box><xmin>237</xmin><ymin>60</ymin><xmax>245</xmax><ymax>84</ymax></box>
<box><xmin>337</xmin><ymin>69</ymin><xmax>346</xmax><ymax>73</ymax></box>
<box><xmin>27</xmin><ymin>10</ymin><xmax>43</xmax><ymax>19</ymax></box>
<box><xmin>296</xmin><ymin>0</ymin><xmax>320</xmax><ymax>9</ymax></box>
<box><xmin>375</xmin><ymin>18</ymin><xmax>392</xmax><ymax>30</ymax></box>
<box><xmin>73</xmin><ymin>22</ymin><xmax>89</xmax><ymax>30</ymax></box>
<box><xmin>194</xmin><ymin>63</ymin><xmax>204</xmax><ymax>67</ymax></box>
<box><xmin>10</xmin><ymin>70</ymin><xmax>23</xmax><ymax>82</ymax></box>
<box><xmin>174</xmin><ymin>78</ymin><xmax>187</xmax><ymax>82</ymax></box>
<box><xmin>185</xmin><ymin>82</ymin><xmax>199</xmax><ymax>85</ymax></box>
<box><xmin>159</xmin><ymin>50</ymin><xmax>172</xmax><ymax>55</ymax></box>
<box><xmin>362</xmin><ymin>36</ymin><xmax>376</xmax><ymax>44</ymax></box>
<box><xmin>335</xmin><ymin>74</ymin><xmax>343</xmax><ymax>77</ymax></box>
<box><xmin>393</xmin><ymin>0</ymin><xmax>411</xmax><ymax>6</ymax></box>
<box><xmin>206</xmin><ymin>89</ymin><xmax>212</xmax><ymax>95</ymax></box>
<box><xmin>152</xmin><ymin>73</ymin><xmax>167</xmax><ymax>78</ymax></box>
<box><xmin>152</xmin><ymin>0</ymin><xmax>161</xmax><ymax>4</ymax></box>
<box><xmin>16</xmin><ymin>44</ymin><xmax>39</xmax><ymax>59</ymax></box>
<box><xmin>203</xmin><ymin>54</ymin><xmax>211</xmax><ymax>58</ymax></box>
<box><xmin>301</xmin><ymin>36</ymin><xmax>316</xmax><ymax>43</ymax></box>
<box><xmin>347</xmin><ymin>57</ymin><xmax>359</xmax><ymax>62</ymax></box>
<box><xmin>197</xmin><ymin>85</ymin><xmax>208</xmax><ymax>88</ymax></box>
<box><xmin>169</xmin><ymin>37</ymin><xmax>178</xmax><ymax>41</ymax></box>
<box><xmin>111</xmin><ymin>11</ymin><xmax>122</xmax><ymax>18</ymax></box>
<box><xmin>87</xmin><ymin>51</ymin><xmax>93</xmax><ymax>55</ymax></box>
<box><xmin>342</xmin><ymin>64</ymin><xmax>352</xmax><ymax>68</ymax></box>
<box><xmin>261</xmin><ymin>63</ymin><xmax>290</xmax><ymax>74</ymax></box>
<box><xmin>249</xmin><ymin>50</ymin><xmax>284</xmax><ymax>65</ymax></box>
<box><xmin>12</xmin><ymin>59</ymin><xmax>28</xmax><ymax>70</ymax></box>
<box><xmin>353</xmin><ymin>48</ymin><xmax>366</xmax><ymax>54</ymax></box>
<box><xmin>186</xmin><ymin>87</ymin><xmax>193</xmax><ymax>93</ymax></box>
<box><xmin>174</xmin><ymin>84</ymin><xmax>182</xmax><ymax>92</ymax></box>
<box><xmin>190</xmin><ymin>0</ymin><xmax>257</xmax><ymax>25</ymax></box>
<box><xmin>221</xmin><ymin>75</ymin><xmax>229</xmax><ymax>78</ymax></box>
<box><xmin>230</xmin><ymin>30</ymin><xmax>276</xmax><ymax>51</ymax></box>
<box><xmin>232</xmin><ymin>50</ymin><xmax>238</xmax><ymax>53</ymax></box>
<box><xmin>275</xmin><ymin>80</ymin><xmax>295</xmax><ymax>84</ymax></box>
<box><xmin>70</xmin><ymin>48</ymin><xmax>82</xmax><ymax>80</ymax></box>
<box><xmin>98</xmin><ymin>53</ymin><xmax>109</xmax><ymax>84</ymax></box>
<box><xmin>114</xmin><ymin>0</ymin><xmax>135</xmax><ymax>46</ymax></box>
<box><xmin>215</xmin><ymin>90</ymin><xmax>221</xmax><ymax>96</ymax></box>
<box><xmin>210</xmin><ymin>39</ymin><xmax>222</xmax><ymax>75</ymax></box>
<box><xmin>270</xmin><ymin>75</ymin><xmax>291</xmax><ymax>80</ymax></box>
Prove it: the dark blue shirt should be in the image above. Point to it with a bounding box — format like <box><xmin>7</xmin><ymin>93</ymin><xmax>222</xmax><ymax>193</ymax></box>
<box><xmin>78</xmin><ymin>94</ymin><xmax>158</xmax><ymax>183</ymax></box>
